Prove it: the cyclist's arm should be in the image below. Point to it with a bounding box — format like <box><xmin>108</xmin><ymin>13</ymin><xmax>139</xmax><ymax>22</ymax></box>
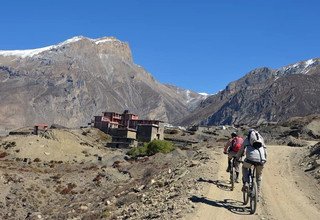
<box><xmin>223</xmin><ymin>139</ymin><xmax>231</xmax><ymax>154</ymax></box>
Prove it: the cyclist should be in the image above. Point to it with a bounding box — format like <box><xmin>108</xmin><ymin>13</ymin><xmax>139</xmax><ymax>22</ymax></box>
<box><xmin>223</xmin><ymin>132</ymin><xmax>244</xmax><ymax>183</ymax></box>
<box><xmin>236</xmin><ymin>129</ymin><xmax>267</xmax><ymax>201</ymax></box>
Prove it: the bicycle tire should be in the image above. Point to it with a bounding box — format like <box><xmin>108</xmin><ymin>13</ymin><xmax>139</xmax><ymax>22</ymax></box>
<box><xmin>243</xmin><ymin>188</ymin><xmax>249</xmax><ymax>205</ymax></box>
<box><xmin>249</xmin><ymin>181</ymin><xmax>257</xmax><ymax>214</ymax></box>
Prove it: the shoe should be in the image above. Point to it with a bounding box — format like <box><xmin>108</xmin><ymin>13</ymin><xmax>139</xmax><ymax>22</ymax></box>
<box><xmin>241</xmin><ymin>185</ymin><xmax>248</xmax><ymax>192</ymax></box>
<box><xmin>235</xmin><ymin>178</ymin><xmax>239</xmax><ymax>183</ymax></box>
<box><xmin>226</xmin><ymin>166</ymin><xmax>230</xmax><ymax>173</ymax></box>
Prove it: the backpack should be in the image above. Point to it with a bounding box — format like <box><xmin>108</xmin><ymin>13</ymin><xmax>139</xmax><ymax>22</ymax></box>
<box><xmin>248</xmin><ymin>130</ymin><xmax>263</xmax><ymax>149</ymax></box>
<box><xmin>230</xmin><ymin>136</ymin><xmax>243</xmax><ymax>152</ymax></box>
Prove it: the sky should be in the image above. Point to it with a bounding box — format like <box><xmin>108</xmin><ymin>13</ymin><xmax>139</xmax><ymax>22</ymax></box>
<box><xmin>0</xmin><ymin>0</ymin><xmax>319</xmax><ymax>94</ymax></box>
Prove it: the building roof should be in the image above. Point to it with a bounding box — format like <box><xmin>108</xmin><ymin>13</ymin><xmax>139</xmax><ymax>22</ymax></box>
<box><xmin>34</xmin><ymin>123</ymin><xmax>48</xmax><ymax>127</ymax></box>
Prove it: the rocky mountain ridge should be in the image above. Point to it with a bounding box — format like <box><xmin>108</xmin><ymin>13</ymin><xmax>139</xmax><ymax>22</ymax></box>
<box><xmin>0</xmin><ymin>36</ymin><xmax>205</xmax><ymax>131</ymax></box>
<box><xmin>178</xmin><ymin>58</ymin><xmax>320</xmax><ymax>126</ymax></box>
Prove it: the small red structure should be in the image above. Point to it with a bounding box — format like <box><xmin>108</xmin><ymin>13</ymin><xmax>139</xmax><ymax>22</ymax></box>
<box><xmin>93</xmin><ymin>110</ymin><xmax>165</xmax><ymax>145</ymax></box>
<box><xmin>93</xmin><ymin>110</ymin><xmax>163</xmax><ymax>132</ymax></box>
<box><xmin>33</xmin><ymin>123</ymin><xmax>48</xmax><ymax>135</ymax></box>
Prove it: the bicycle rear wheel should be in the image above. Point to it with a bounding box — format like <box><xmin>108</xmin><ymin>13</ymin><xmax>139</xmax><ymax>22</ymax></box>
<box><xmin>249</xmin><ymin>182</ymin><xmax>257</xmax><ymax>214</ymax></box>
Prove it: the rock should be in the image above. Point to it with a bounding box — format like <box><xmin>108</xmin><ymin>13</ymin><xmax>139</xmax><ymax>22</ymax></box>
<box><xmin>315</xmin><ymin>159</ymin><xmax>320</xmax><ymax>167</ymax></box>
<box><xmin>26</xmin><ymin>212</ymin><xmax>43</xmax><ymax>219</ymax></box>
<box><xmin>33</xmin><ymin>158</ymin><xmax>41</xmax><ymax>162</ymax></box>
<box><xmin>80</xmin><ymin>205</ymin><xmax>88</xmax><ymax>211</ymax></box>
<box><xmin>287</xmin><ymin>136</ymin><xmax>308</xmax><ymax>147</ymax></box>
<box><xmin>189</xmin><ymin>160</ymin><xmax>200</xmax><ymax>167</ymax></box>
<box><xmin>133</xmin><ymin>185</ymin><xmax>145</xmax><ymax>192</ymax></box>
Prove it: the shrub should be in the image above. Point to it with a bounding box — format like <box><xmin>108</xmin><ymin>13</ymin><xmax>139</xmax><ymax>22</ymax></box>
<box><xmin>127</xmin><ymin>140</ymin><xmax>174</xmax><ymax>158</ymax></box>
<box><xmin>127</xmin><ymin>145</ymin><xmax>148</xmax><ymax>158</ymax></box>
<box><xmin>146</xmin><ymin>140</ymin><xmax>174</xmax><ymax>155</ymax></box>
<box><xmin>164</xmin><ymin>129</ymin><xmax>179</xmax><ymax>135</ymax></box>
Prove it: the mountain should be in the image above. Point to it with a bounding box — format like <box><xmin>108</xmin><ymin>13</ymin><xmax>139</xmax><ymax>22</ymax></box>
<box><xmin>0</xmin><ymin>36</ymin><xmax>205</xmax><ymax>131</ymax></box>
<box><xmin>178</xmin><ymin>58</ymin><xmax>320</xmax><ymax>126</ymax></box>
<box><xmin>163</xmin><ymin>84</ymin><xmax>209</xmax><ymax>111</ymax></box>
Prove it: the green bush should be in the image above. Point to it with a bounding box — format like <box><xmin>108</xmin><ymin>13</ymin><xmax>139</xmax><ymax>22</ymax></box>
<box><xmin>146</xmin><ymin>140</ymin><xmax>174</xmax><ymax>155</ymax></box>
<box><xmin>127</xmin><ymin>140</ymin><xmax>174</xmax><ymax>158</ymax></box>
<box><xmin>127</xmin><ymin>144</ymin><xmax>148</xmax><ymax>158</ymax></box>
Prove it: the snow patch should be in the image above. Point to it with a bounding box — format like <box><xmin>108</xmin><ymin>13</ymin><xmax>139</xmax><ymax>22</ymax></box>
<box><xmin>0</xmin><ymin>36</ymin><xmax>119</xmax><ymax>58</ymax></box>
<box><xmin>59</xmin><ymin>36</ymin><xmax>85</xmax><ymax>45</ymax></box>
<box><xmin>186</xmin><ymin>90</ymin><xmax>191</xmax><ymax>103</ymax></box>
<box><xmin>198</xmin><ymin>92</ymin><xmax>209</xmax><ymax>96</ymax></box>
<box><xmin>94</xmin><ymin>38</ymin><xmax>118</xmax><ymax>44</ymax></box>
<box><xmin>0</xmin><ymin>46</ymin><xmax>54</xmax><ymax>58</ymax></box>
<box><xmin>0</xmin><ymin>36</ymin><xmax>85</xmax><ymax>58</ymax></box>
<box><xmin>304</xmin><ymin>59</ymin><xmax>315</xmax><ymax>68</ymax></box>
<box><xmin>292</xmin><ymin>63</ymin><xmax>300</xmax><ymax>68</ymax></box>
<box><xmin>280</xmin><ymin>58</ymin><xmax>318</xmax><ymax>75</ymax></box>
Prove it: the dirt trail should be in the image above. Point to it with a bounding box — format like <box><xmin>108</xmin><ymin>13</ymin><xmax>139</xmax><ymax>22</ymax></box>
<box><xmin>187</xmin><ymin>145</ymin><xmax>320</xmax><ymax>220</ymax></box>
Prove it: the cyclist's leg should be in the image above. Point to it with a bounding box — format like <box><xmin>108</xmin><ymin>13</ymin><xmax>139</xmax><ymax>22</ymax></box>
<box><xmin>255</xmin><ymin>164</ymin><xmax>264</xmax><ymax>200</ymax></box>
<box><xmin>226</xmin><ymin>153</ymin><xmax>233</xmax><ymax>172</ymax></box>
<box><xmin>242</xmin><ymin>161</ymin><xmax>251</xmax><ymax>191</ymax></box>
<box><xmin>233</xmin><ymin>156</ymin><xmax>240</xmax><ymax>182</ymax></box>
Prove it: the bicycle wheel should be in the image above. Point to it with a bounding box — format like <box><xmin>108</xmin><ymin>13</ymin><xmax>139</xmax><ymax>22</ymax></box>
<box><xmin>243</xmin><ymin>187</ymin><xmax>249</xmax><ymax>205</ymax></box>
<box><xmin>249</xmin><ymin>181</ymin><xmax>257</xmax><ymax>214</ymax></box>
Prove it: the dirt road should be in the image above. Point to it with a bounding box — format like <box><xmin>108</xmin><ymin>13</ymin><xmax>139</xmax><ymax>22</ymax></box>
<box><xmin>187</xmin><ymin>145</ymin><xmax>320</xmax><ymax>220</ymax></box>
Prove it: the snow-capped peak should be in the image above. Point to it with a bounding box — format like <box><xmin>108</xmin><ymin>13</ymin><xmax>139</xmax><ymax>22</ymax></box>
<box><xmin>94</xmin><ymin>37</ymin><xmax>119</xmax><ymax>44</ymax></box>
<box><xmin>280</xmin><ymin>58</ymin><xmax>318</xmax><ymax>75</ymax></box>
<box><xmin>304</xmin><ymin>59</ymin><xmax>315</xmax><ymax>68</ymax></box>
<box><xmin>0</xmin><ymin>46</ymin><xmax>54</xmax><ymax>58</ymax></box>
<box><xmin>198</xmin><ymin>92</ymin><xmax>209</xmax><ymax>96</ymax></box>
<box><xmin>59</xmin><ymin>36</ymin><xmax>85</xmax><ymax>45</ymax></box>
<box><xmin>0</xmin><ymin>36</ymin><xmax>120</xmax><ymax>58</ymax></box>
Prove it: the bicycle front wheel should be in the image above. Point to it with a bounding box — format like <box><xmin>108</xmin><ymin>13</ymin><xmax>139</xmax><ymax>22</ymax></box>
<box><xmin>249</xmin><ymin>182</ymin><xmax>257</xmax><ymax>214</ymax></box>
<box><xmin>243</xmin><ymin>188</ymin><xmax>249</xmax><ymax>205</ymax></box>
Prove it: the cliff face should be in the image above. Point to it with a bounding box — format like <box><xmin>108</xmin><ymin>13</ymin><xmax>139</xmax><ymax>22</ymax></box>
<box><xmin>178</xmin><ymin>58</ymin><xmax>320</xmax><ymax>126</ymax></box>
<box><xmin>0</xmin><ymin>36</ymin><xmax>204</xmax><ymax>131</ymax></box>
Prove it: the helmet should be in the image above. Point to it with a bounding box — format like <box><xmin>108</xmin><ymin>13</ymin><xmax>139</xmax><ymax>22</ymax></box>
<box><xmin>231</xmin><ymin>132</ymin><xmax>237</xmax><ymax>138</ymax></box>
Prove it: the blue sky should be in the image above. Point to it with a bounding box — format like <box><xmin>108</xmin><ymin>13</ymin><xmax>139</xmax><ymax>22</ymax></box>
<box><xmin>0</xmin><ymin>0</ymin><xmax>319</xmax><ymax>93</ymax></box>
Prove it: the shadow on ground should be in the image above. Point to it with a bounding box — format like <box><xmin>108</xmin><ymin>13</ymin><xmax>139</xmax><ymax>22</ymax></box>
<box><xmin>189</xmin><ymin>196</ymin><xmax>251</xmax><ymax>215</ymax></box>
<box><xmin>198</xmin><ymin>177</ymin><xmax>231</xmax><ymax>191</ymax></box>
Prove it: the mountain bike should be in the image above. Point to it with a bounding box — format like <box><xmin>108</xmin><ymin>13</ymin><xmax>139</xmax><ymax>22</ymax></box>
<box><xmin>242</xmin><ymin>163</ymin><xmax>257</xmax><ymax>214</ymax></box>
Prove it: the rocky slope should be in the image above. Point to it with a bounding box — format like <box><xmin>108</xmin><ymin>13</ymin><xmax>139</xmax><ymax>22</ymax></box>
<box><xmin>0</xmin><ymin>36</ymin><xmax>205</xmax><ymax>131</ymax></box>
<box><xmin>0</xmin><ymin>127</ymin><xmax>215</xmax><ymax>220</ymax></box>
<box><xmin>1</xmin><ymin>121</ymin><xmax>320</xmax><ymax>219</ymax></box>
<box><xmin>178</xmin><ymin>58</ymin><xmax>320</xmax><ymax>126</ymax></box>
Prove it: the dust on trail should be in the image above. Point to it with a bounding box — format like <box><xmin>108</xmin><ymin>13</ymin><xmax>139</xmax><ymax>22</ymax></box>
<box><xmin>187</xmin><ymin>145</ymin><xmax>320</xmax><ymax>220</ymax></box>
